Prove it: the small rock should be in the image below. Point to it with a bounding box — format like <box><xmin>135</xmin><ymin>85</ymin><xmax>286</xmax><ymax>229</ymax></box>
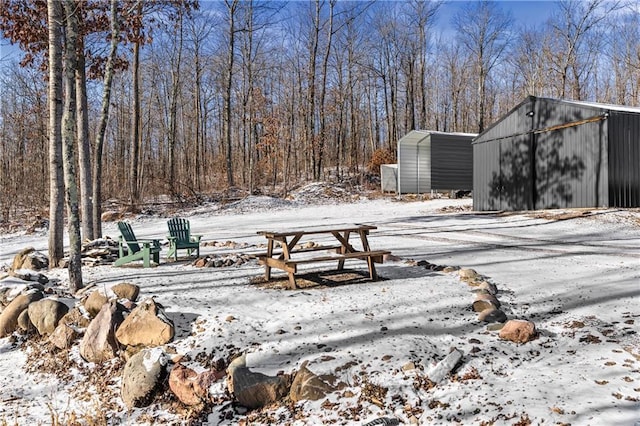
<box><xmin>472</xmin><ymin>299</ymin><xmax>497</xmax><ymax>313</ymax></box>
<box><xmin>499</xmin><ymin>319</ymin><xmax>538</xmax><ymax>343</ymax></box>
<box><xmin>486</xmin><ymin>323</ymin><xmax>505</xmax><ymax>331</ymax></box>
<box><xmin>458</xmin><ymin>268</ymin><xmax>478</xmax><ymax>279</ymax></box>
<box><xmin>477</xmin><ymin>281</ymin><xmax>498</xmax><ymax>295</ymax></box>
<box><xmin>475</xmin><ymin>293</ymin><xmax>500</xmax><ymax>308</ymax></box>
<box><xmin>478</xmin><ymin>308</ymin><xmax>507</xmax><ymax>323</ymax></box>
<box><xmin>402</xmin><ymin>362</ymin><xmax>416</xmax><ymax>371</ymax></box>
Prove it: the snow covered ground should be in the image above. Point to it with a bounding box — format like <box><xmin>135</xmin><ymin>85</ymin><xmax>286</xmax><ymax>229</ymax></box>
<box><xmin>0</xmin><ymin>191</ymin><xmax>639</xmax><ymax>425</ymax></box>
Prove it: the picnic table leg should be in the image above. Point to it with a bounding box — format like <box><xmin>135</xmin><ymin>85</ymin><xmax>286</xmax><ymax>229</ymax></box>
<box><xmin>280</xmin><ymin>236</ymin><xmax>298</xmax><ymax>290</ymax></box>
<box><xmin>264</xmin><ymin>238</ymin><xmax>274</xmax><ymax>281</ymax></box>
<box><xmin>337</xmin><ymin>231</ymin><xmax>350</xmax><ymax>271</ymax></box>
<box><xmin>359</xmin><ymin>230</ymin><xmax>377</xmax><ymax>280</ymax></box>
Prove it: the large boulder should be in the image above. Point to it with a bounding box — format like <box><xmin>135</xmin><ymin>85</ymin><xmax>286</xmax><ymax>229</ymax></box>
<box><xmin>499</xmin><ymin>319</ymin><xmax>538</xmax><ymax>343</ymax></box>
<box><xmin>11</xmin><ymin>247</ymin><xmax>48</xmax><ymax>271</ymax></box>
<box><xmin>50</xmin><ymin>322</ymin><xmax>81</xmax><ymax>350</ymax></box>
<box><xmin>169</xmin><ymin>363</ymin><xmax>224</xmax><ymax>406</ymax></box>
<box><xmin>28</xmin><ymin>299</ymin><xmax>69</xmax><ymax>335</ymax></box>
<box><xmin>0</xmin><ymin>290</ymin><xmax>44</xmax><ymax>337</ymax></box>
<box><xmin>79</xmin><ymin>300</ymin><xmax>125</xmax><ymax>363</ymax></box>
<box><xmin>16</xmin><ymin>309</ymin><xmax>35</xmax><ymax>333</ymax></box>
<box><xmin>115</xmin><ymin>298</ymin><xmax>174</xmax><ymax>348</ymax></box>
<box><xmin>289</xmin><ymin>361</ymin><xmax>341</xmax><ymax>403</ymax></box>
<box><xmin>84</xmin><ymin>290</ymin><xmax>110</xmax><ymax>318</ymax></box>
<box><xmin>59</xmin><ymin>307</ymin><xmax>91</xmax><ymax>329</ymax></box>
<box><xmin>121</xmin><ymin>348</ymin><xmax>168</xmax><ymax>409</ymax></box>
<box><xmin>227</xmin><ymin>354</ymin><xmax>289</xmax><ymax>409</ymax></box>
<box><xmin>111</xmin><ymin>283</ymin><xmax>140</xmax><ymax>302</ymax></box>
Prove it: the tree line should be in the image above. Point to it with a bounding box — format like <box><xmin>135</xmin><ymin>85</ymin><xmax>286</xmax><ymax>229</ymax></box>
<box><xmin>0</xmin><ymin>0</ymin><xmax>635</xmax><ymax>289</ymax></box>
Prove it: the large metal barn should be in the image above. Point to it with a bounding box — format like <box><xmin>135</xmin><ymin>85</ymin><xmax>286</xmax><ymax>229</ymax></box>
<box><xmin>395</xmin><ymin>130</ymin><xmax>476</xmax><ymax>194</ymax></box>
<box><xmin>473</xmin><ymin>96</ymin><xmax>640</xmax><ymax>211</ymax></box>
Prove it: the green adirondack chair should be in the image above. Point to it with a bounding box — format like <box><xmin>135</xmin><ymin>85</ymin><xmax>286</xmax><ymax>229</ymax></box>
<box><xmin>166</xmin><ymin>217</ymin><xmax>202</xmax><ymax>261</ymax></box>
<box><xmin>114</xmin><ymin>221</ymin><xmax>161</xmax><ymax>267</ymax></box>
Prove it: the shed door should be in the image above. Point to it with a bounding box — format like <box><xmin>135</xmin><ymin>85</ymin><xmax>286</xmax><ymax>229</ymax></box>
<box><xmin>498</xmin><ymin>137</ymin><xmax>533</xmax><ymax>210</ymax></box>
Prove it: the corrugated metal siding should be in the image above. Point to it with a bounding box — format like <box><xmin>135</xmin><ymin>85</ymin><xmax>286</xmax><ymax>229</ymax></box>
<box><xmin>474</xmin><ymin>97</ymin><xmax>612</xmax><ymax>211</ymax></box>
<box><xmin>534</xmin><ymin>120</ymin><xmax>607</xmax><ymax>208</ymax></box>
<box><xmin>609</xmin><ymin>113</ymin><xmax>640</xmax><ymax>207</ymax></box>
<box><xmin>431</xmin><ymin>134</ymin><xmax>473</xmax><ymax>190</ymax></box>
<box><xmin>500</xmin><ymin>136</ymin><xmax>532</xmax><ymax>210</ymax></box>
<box><xmin>380</xmin><ymin>164</ymin><xmax>398</xmax><ymax>193</ymax></box>
<box><xmin>473</xmin><ymin>98</ymin><xmax>534</xmax><ymax>210</ymax></box>
<box><xmin>398</xmin><ymin>135</ymin><xmax>431</xmax><ymax>193</ymax></box>
<box><xmin>473</xmin><ymin>140</ymin><xmax>500</xmax><ymax>210</ymax></box>
<box><xmin>474</xmin><ymin>99</ymin><xmax>533</xmax><ymax>146</ymax></box>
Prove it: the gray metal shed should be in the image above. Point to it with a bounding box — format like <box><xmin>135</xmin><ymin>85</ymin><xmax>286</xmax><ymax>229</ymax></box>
<box><xmin>396</xmin><ymin>130</ymin><xmax>476</xmax><ymax>194</ymax></box>
<box><xmin>473</xmin><ymin>96</ymin><xmax>640</xmax><ymax>211</ymax></box>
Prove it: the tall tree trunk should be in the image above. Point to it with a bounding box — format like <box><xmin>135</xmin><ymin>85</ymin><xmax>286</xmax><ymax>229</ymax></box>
<box><xmin>168</xmin><ymin>9</ymin><xmax>184</xmax><ymax>195</ymax></box>
<box><xmin>316</xmin><ymin>0</ymin><xmax>335</xmax><ymax>180</ymax></box>
<box><xmin>75</xmin><ymin>38</ymin><xmax>93</xmax><ymax>241</ymax></box>
<box><xmin>47</xmin><ymin>0</ymin><xmax>65</xmax><ymax>268</ymax></box>
<box><xmin>62</xmin><ymin>0</ymin><xmax>83</xmax><ymax>292</ymax></box>
<box><xmin>307</xmin><ymin>0</ymin><xmax>320</xmax><ymax>180</ymax></box>
<box><xmin>92</xmin><ymin>0</ymin><xmax>119</xmax><ymax>238</ymax></box>
<box><xmin>224</xmin><ymin>0</ymin><xmax>239</xmax><ymax>188</ymax></box>
<box><xmin>130</xmin><ymin>2</ymin><xmax>142</xmax><ymax>205</ymax></box>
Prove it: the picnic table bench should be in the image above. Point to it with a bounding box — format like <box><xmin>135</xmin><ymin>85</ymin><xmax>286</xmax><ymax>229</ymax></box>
<box><xmin>256</xmin><ymin>224</ymin><xmax>390</xmax><ymax>289</ymax></box>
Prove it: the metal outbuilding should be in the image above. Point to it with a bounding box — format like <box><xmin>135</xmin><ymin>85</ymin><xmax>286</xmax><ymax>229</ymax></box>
<box><xmin>473</xmin><ymin>96</ymin><xmax>640</xmax><ymax>211</ymax></box>
<box><xmin>395</xmin><ymin>130</ymin><xmax>476</xmax><ymax>194</ymax></box>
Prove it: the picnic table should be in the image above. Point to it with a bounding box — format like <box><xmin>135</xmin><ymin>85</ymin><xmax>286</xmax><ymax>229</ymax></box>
<box><xmin>256</xmin><ymin>224</ymin><xmax>390</xmax><ymax>289</ymax></box>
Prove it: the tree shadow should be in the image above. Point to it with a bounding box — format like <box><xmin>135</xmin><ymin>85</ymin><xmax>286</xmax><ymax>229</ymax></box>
<box><xmin>483</xmin><ymin>97</ymin><xmax>603</xmax><ymax>210</ymax></box>
<box><xmin>165</xmin><ymin>311</ymin><xmax>200</xmax><ymax>340</ymax></box>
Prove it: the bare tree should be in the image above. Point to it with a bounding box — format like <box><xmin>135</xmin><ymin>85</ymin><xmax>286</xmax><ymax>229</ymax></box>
<box><xmin>223</xmin><ymin>0</ymin><xmax>240</xmax><ymax>188</ymax></box>
<box><xmin>129</xmin><ymin>1</ymin><xmax>143</xmax><ymax>204</ymax></box>
<box><xmin>46</xmin><ymin>0</ymin><xmax>65</xmax><ymax>268</ymax></box>
<box><xmin>92</xmin><ymin>0</ymin><xmax>120</xmax><ymax>238</ymax></box>
<box><xmin>453</xmin><ymin>0</ymin><xmax>513</xmax><ymax>132</ymax></box>
<box><xmin>547</xmin><ymin>0</ymin><xmax>622</xmax><ymax>100</ymax></box>
<box><xmin>76</xmin><ymin>35</ymin><xmax>93</xmax><ymax>241</ymax></box>
<box><xmin>61</xmin><ymin>0</ymin><xmax>83</xmax><ymax>291</ymax></box>
<box><xmin>168</xmin><ymin>7</ymin><xmax>184</xmax><ymax>194</ymax></box>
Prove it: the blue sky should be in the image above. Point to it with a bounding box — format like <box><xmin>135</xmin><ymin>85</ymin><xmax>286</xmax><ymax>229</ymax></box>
<box><xmin>438</xmin><ymin>0</ymin><xmax>556</xmax><ymax>30</ymax></box>
<box><xmin>0</xmin><ymin>1</ymin><xmax>558</xmax><ymax>64</ymax></box>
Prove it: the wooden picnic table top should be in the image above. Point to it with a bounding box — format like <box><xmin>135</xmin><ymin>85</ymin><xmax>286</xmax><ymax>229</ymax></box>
<box><xmin>257</xmin><ymin>224</ymin><xmax>377</xmax><ymax>239</ymax></box>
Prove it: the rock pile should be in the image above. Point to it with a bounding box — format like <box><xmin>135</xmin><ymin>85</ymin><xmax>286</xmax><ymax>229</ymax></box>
<box><xmin>192</xmin><ymin>254</ymin><xmax>252</xmax><ymax>268</ymax></box>
<box><xmin>1</xmin><ymin>249</ymin><xmax>347</xmax><ymax>419</ymax></box>
<box><xmin>415</xmin><ymin>260</ymin><xmax>538</xmax><ymax>344</ymax></box>
<box><xmin>78</xmin><ymin>237</ymin><xmax>120</xmax><ymax>266</ymax></box>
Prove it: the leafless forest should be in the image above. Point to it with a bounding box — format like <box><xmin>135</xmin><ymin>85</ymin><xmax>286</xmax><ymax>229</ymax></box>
<box><xmin>0</xmin><ymin>0</ymin><xmax>637</xmax><ymax>225</ymax></box>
